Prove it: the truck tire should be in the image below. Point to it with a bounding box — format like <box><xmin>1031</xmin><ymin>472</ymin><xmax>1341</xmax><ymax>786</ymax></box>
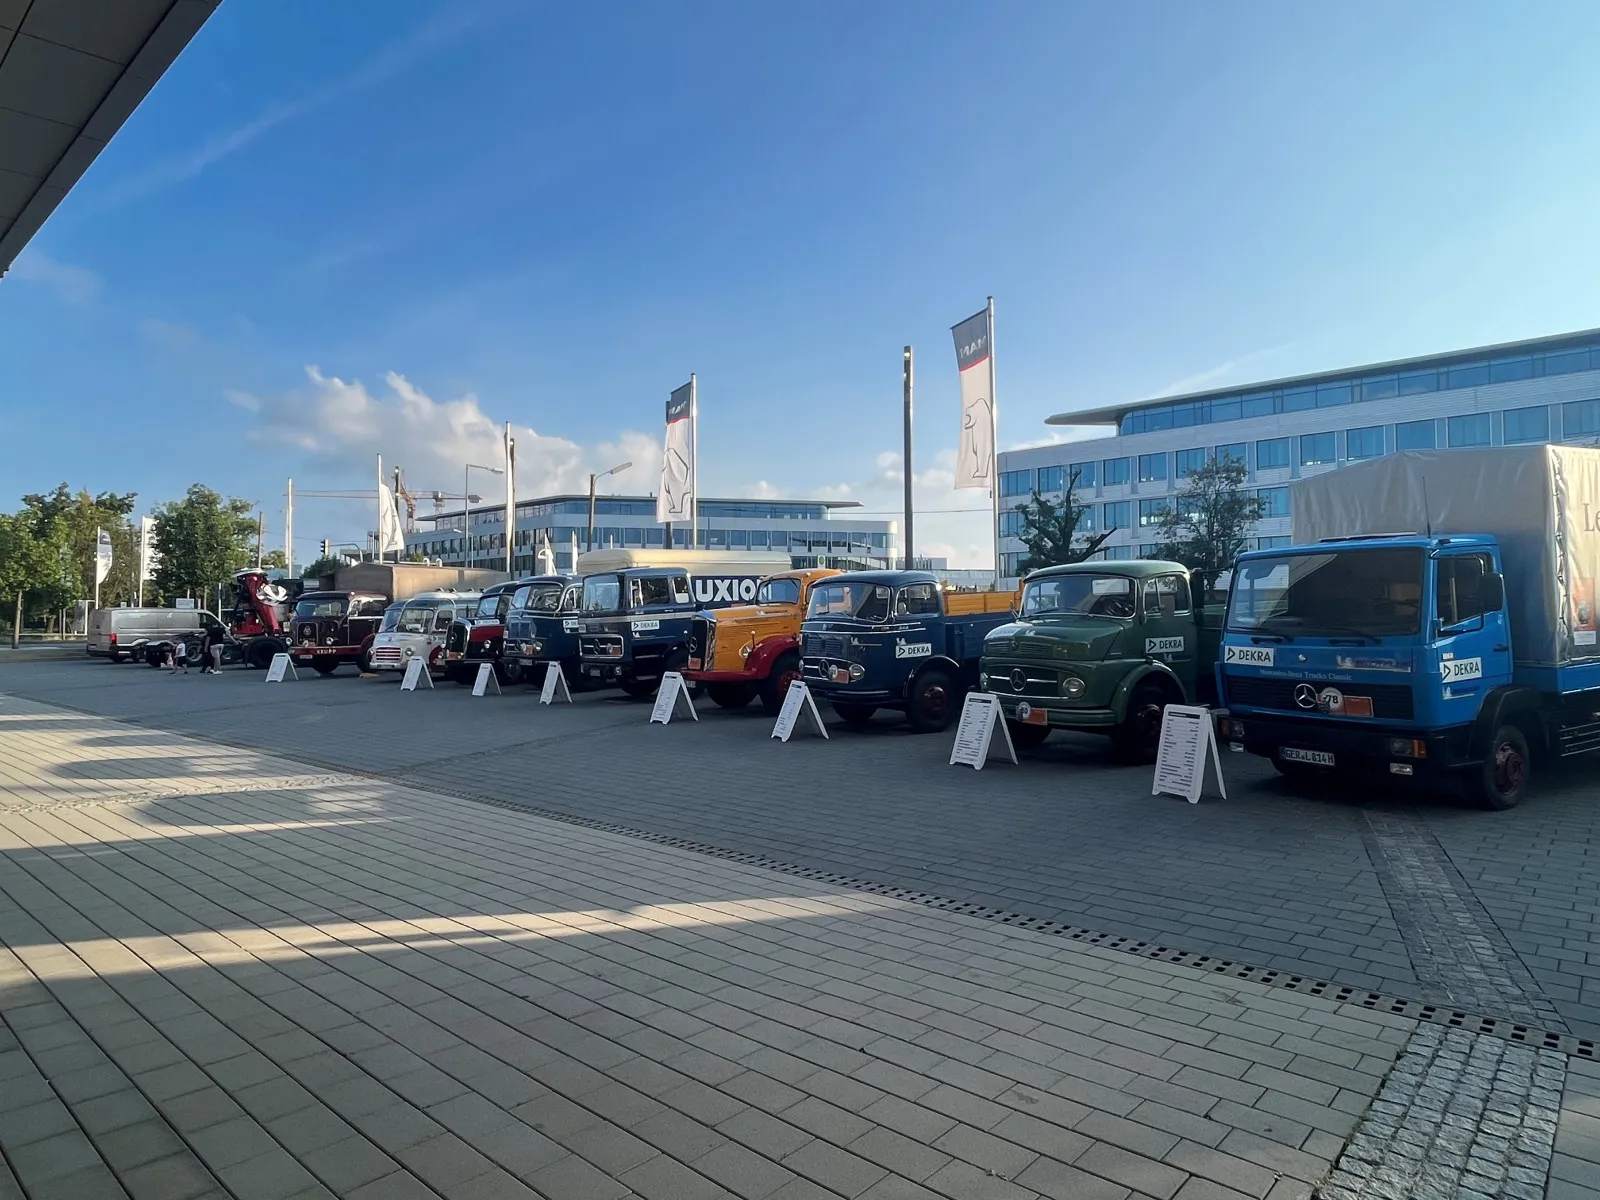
<box><xmin>502</xmin><ymin>659</ymin><xmax>525</xmax><ymax>686</ymax></box>
<box><xmin>619</xmin><ymin>677</ymin><xmax>657</xmax><ymax>700</ymax></box>
<box><xmin>1112</xmin><ymin>681</ymin><xmax>1169</xmax><ymax>763</ymax></box>
<box><xmin>759</xmin><ymin>652</ymin><xmax>802</xmax><ymax>714</ymax></box>
<box><xmin>832</xmin><ymin>703</ymin><xmax>877</xmax><ymax>726</ymax></box>
<box><xmin>1464</xmin><ymin>724</ymin><xmax>1529</xmax><ymax>810</ymax></box>
<box><xmin>1007</xmin><ymin>721</ymin><xmax>1052</xmax><ymax>749</ymax></box>
<box><xmin>357</xmin><ymin>647</ymin><xmax>373</xmax><ymax>674</ymax></box>
<box><xmin>245</xmin><ymin>640</ymin><xmax>278</xmax><ymax>670</ymax></box>
<box><xmin>708</xmin><ymin>683</ymin><xmax>753</xmax><ymax>709</ymax></box>
<box><xmin>313</xmin><ymin>661</ymin><xmax>339</xmax><ymax>677</ymax></box>
<box><xmin>907</xmin><ymin>668</ymin><xmax>958</xmax><ymax>734</ymax></box>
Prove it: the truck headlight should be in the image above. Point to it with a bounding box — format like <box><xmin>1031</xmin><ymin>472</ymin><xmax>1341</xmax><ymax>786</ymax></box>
<box><xmin>979</xmin><ymin>671</ymin><xmax>989</xmax><ymax>689</ymax></box>
<box><xmin>325</xmin><ymin>637</ymin><xmax>335</xmax><ymax>645</ymax></box>
<box><xmin>1060</xmin><ymin>676</ymin><xmax>1085</xmax><ymax>698</ymax></box>
<box><xmin>403</xmin><ymin>647</ymin><xmax>414</xmax><ymax>657</ymax></box>
<box><xmin>848</xmin><ymin>663</ymin><xmax>865</xmax><ymax>681</ymax></box>
<box><xmin>530</xmin><ymin>639</ymin><xmax>544</xmax><ymax>654</ymax></box>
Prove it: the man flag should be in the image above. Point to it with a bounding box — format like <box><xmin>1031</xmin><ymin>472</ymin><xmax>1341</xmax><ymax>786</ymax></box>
<box><xmin>951</xmin><ymin>304</ymin><xmax>996</xmax><ymax>491</ymax></box>
<box><xmin>657</xmin><ymin>379</ymin><xmax>696</xmax><ymax>526</ymax></box>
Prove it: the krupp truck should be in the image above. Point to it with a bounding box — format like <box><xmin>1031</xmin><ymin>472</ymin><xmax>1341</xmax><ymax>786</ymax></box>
<box><xmin>981</xmin><ymin>560</ymin><xmax>1221</xmax><ymax>761</ymax></box>
<box><xmin>501</xmin><ymin>576</ymin><xmax>579</xmax><ymax>685</ymax></box>
<box><xmin>800</xmin><ymin>570</ymin><xmax>1015</xmax><ymax>732</ymax></box>
<box><xmin>682</xmin><ymin>569</ymin><xmax>841</xmax><ymax>712</ymax></box>
<box><xmin>1217</xmin><ymin>445</ymin><xmax>1600</xmax><ymax>809</ymax></box>
<box><xmin>577</xmin><ymin>550</ymin><xmax>791</xmax><ymax>697</ymax></box>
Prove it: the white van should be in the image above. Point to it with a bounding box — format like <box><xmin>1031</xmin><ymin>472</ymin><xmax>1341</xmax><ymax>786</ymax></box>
<box><xmin>368</xmin><ymin>591</ymin><xmax>480</xmax><ymax>675</ymax></box>
<box><xmin>87</xmin><ymin>608</ymin><xmax>223</xmax><ymax>662</ymax></box>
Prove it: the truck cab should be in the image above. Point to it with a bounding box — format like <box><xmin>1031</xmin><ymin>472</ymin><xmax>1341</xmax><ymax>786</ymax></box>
<box><xmin>289</xmin><ymin>590</ymin><xmax>390</xmax><ymax>675</ymax></box>
<box><xmin>369</xmin><ymin>590</ymin><xmax>481</xmax><ymax>676</ymax></box>
<box><xmin>981</xmin><ymin>560</ymin><xmax>1220</xmax><ymax>760</ymax></box>
<box><xmin>502</xmin><ymin>576</ymin><xmax>579</xmax><ymax>685</ymax></box>
<box><xmin>442</xmin><ymin>578</ymin><xmax>542</xmax><ymax>684</ymax></box>
<box><xmin>800</xmin><ymin>570</ymin><xmax>1015</xmax><ymax>732</ymax></box>
<box><xmin>1217</xmin><ymin>535</ymin><xmax>1524</xmax><ymax>802</ymax></box>
<box><xmin>683</xmin><ymin>569</ymin><xmax>841</xmax><ymax>713</ymax></box>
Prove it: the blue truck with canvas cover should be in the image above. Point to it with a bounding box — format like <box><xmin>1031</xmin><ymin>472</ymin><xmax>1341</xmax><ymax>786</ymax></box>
<box><xmin>1217</xmin><ymin>445</ymin><xmax>1600</xmax><ymax>808</ymax></box>
<box><xmin>799</xmin><ymin>570</ymin><xmax>1015</xmax><ymax>732</ymax></box>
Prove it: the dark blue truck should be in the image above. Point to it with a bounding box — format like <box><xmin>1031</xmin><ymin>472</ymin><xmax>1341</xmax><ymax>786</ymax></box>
<box><xmin>501</xmin><ymin>575</ymin><xmax>579</xmax><ymax>685</ymax></box>
<box><xmin>799</xmin><ymin>570</ymin><xmax>1015</xmax><ymax>732</ymax></box>
<box><xmin>577</xmin><ymin>561</ymin><xmax>783</xmax><ymax>697</ymax></box>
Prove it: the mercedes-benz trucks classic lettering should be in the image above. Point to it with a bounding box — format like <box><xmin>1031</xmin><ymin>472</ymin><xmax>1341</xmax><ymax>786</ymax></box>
<box><xmin>800</xmin><ymin>570</ymin><xmax>1016</xmax><ymax>732</ymax></box>
<box><xmin>576</xmin><ymin>550</ymin><xmax>790</xmax><ymax>697</ymax></box>
<box><xmin>981</xmin><ymin>560</ymin><xmax>1223</xmax><ymax>761</ymax></box>
<box><xmin>500</xmin><ymin>576</ymin><xmax>578</xmax><ymax>686</ymax></box>
<box><xmin>1217</xmin><ymin>445</ymin><xmax>1600</xmax><ymax>809</ymax></box>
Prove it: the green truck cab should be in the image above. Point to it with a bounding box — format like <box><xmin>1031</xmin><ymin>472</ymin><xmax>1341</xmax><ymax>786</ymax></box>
<box><xmin>980</xmin><ymin>560</ymin><xmax>1221</xmax><ymax>760</ymax></box>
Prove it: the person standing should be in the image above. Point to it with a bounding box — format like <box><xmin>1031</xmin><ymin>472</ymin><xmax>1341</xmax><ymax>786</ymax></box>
<box><xmin>204</xmin><ymin>623</ymin><xmax>226</xmax><ymax>674</ymax></box>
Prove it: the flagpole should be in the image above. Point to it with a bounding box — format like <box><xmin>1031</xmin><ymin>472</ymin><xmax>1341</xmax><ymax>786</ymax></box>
<box><xmin>690</xmin><ymin>373</ymin><xmax>699</xmax><ymax>550</ymax></box>
<box><xmin>504</xmin><ymin>422</ymin><xmax>516</xmax><ymax>576</ymax></box>
<box><xmin>902</xmin><ymin>347</ymin><xmax>914</xmax><ymax>570</ymax></box>
<box><xmin>376</xmin><ymin>454</ymin><xmax>384</xmax><ymax>564</ymax></box>
<box><xmin>94</xmin><ymin>526</ymin><xmax>102</xmax><ymax>611</ymax></box>
<box><xmin>987</xmin><ymin>296</ymin><xmax>999</xmax><ymax>583</ymax></box>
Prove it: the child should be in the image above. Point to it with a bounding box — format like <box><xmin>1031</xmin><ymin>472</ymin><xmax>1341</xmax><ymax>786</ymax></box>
<box><xmin>171</xmin><ymin>639</ymin><xmax>190</xmax><ymax>675</ymax></box>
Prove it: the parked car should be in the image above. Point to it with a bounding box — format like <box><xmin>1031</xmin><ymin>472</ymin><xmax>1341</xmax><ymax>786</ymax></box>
<box><xmin>88</xmin><ymin>607</ymin><xmax>224</xmax><ymax>663</ymax></box>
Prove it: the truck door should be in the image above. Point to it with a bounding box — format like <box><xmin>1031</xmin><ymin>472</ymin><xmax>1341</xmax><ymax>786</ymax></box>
<box><xmin>1432</xmin><ymin>550</ymin><xmax>1511</xmax><ymax>724</ymax></box>
<box><xmin>1142</xmin><ymin>574</ymin><xmax>1196</xmax><ymax>695</ymax></box>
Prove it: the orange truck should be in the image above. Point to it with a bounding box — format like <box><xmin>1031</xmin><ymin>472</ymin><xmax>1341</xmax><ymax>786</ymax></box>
<box><xmin>683</xmin><ymin>569</ymin><xmax>841</xmax><ymax>712</ymax></box>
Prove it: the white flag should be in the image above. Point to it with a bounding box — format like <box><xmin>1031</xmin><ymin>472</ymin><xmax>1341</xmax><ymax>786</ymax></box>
<box><xmin>139</xmin><ymin>517</ymin><xmax>158</xmax><ymax>582</ymax></box>
<box><xmin>657</xmin><ymin>380</ymin><xmax>695</xmax><ymax>523</ymax></box>
<box><xmin>377</xmin><ymin>482</ymin><xmax>406</xmax><ymax>554</ymax></box>
<box><xmin>951</xmin><ymin>306</ymin><xmax>996</xmax><ymax>491</ymax></box>
<box><xmin>95</xmin><ymin>528</ymin><xmax>114</xmax><ymax>585</ymax></box>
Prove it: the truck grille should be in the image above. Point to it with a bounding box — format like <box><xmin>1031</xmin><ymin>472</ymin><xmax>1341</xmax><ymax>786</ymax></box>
<box><xmin>989</xmin><ymin>665</ymin><xmax>1058</xmax><ymax>693</ymax></box>
<box><xmin>1226</xmin><ymin>675</ymin><xmax>1415</xmax><ymax>720</ymax></box>
<box><xmin>372</xmin><ymin>647</ymin><xmax>403</xmax><ymax>666</ymax></box>
<box><xmin>804</xmin><ymin>633</ymin><xmax>850</xmax><ymax>660</ymax></box>
<box><xmin>297</xmin><ymin>623</ymin><xmax>317</xmax><ymax>643</ymax></box>
<box><xmin>687</xmin><ymin>617</ymin><xmax>713</xmax><ymax>660</ymax></box>
<box><xmin>581</xmin><ymin>634</ymin><xmax>624</xmax><ymax>659</ymax></box>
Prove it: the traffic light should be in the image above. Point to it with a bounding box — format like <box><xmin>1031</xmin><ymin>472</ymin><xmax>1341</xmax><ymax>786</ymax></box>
<box><xmin>320</xmin><ymin>539</ymin><xmax>330</xmax><ymax>558</ymax></box>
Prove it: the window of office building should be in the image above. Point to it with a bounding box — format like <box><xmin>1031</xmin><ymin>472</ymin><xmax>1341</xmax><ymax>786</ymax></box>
<box><xmin>1347</xmin><ymin>425</ymin><xmax>1385</xmax><ymax>459</ymax></box>
<box><xmin>1103</xmin><ymin>501</ymin><xmax>1132</xmax><ymax>529</ymax></box>
<box><xmin>998</xmin><ymin>509</ymin><xmax>1026</xmax><ymax>537</ymax></box>
<box><xmin>1138</xmin><ymin>498</ymin><xmax>1168</xmax><ymax>527</ymax></box>
<box><xmin>1448</xmin><ymin>413</ymin><xmax>1492</xmax><ymax>448</ymax></box>
<box><xmin>1000</xmin><ymin>552</ymin><xmax>1027</xmax><ymax>576</ymax></box>
<box><xmin>1563</xmin><ymin>399</ymin><xmax>1600</xmax><ymax>439</ymax></box>
<box><xmin>1215</xmin><ymin>442</ymin><xmax>1247</xmax><ymax>466</ymax></box>
<box><xmin>1077</xmin><ymin>505</ymin><xmax>1097</xmax><ymax>532</ymax></box>
<box><xmin>1137</xmin><ymin>453</ymin><xmax>1167</xmax><ymax>483</ymax></box>
<box><xmin>1105</xmin><ymin>545</ymin><xmax>1133</xmax><ymax>560</ymax></box>
<box><xmin>1258</xmin><ymin>487</ymin><xmax>1290</xmax><ymax>519</ymax></box>
<box><xmin>1396</xmin><ymin>419</ymin><xmax>1436</xmax><ymax>450</ymax></box>
<box><xmin>1176</xmin><ymin>448</ymin><xmax>1208</xmax><ymax>478</ymax></box>
<box><xmin>1300</xmin><ymin>432</ymin><xmax>1336</xmax><ymax>465</ymax></box>
<box><xmin>1139</xmin><ymin>544</ymin><xmax>1160</xmax><ymax>558</ymax></box>
<box><xmin>1103</xmin><ymin>457</ymin><xmax>1131</xmax><ymax>485</ymax></box>
<box><xmin>1038</xmin><ymin>466</ymin><xmax>1065</xmax><ymax>493</ymax></box>
<box><xmin>999</xmin><ymin>469</ymin><xmax>1033</xmax><ymax>497</ymax></box>
<box><xmin>1503</xmin><ymin>405</ymin><xmax>1549</xmax><ymax>444</ymax></box>
<box><xmin>1070</xmin><ymin>460</ymin><xmax>1097</xmax><ymax>488</ymax></box>
<box><xmin>1257</xmin><ymin>438</ymin><xmax>1291</xmax><ymax>470</ymax></box>
<box><xmin>1258</xmin><ymin>535</ymin><xmax>1292</xmax><ymax>550</ymax></box>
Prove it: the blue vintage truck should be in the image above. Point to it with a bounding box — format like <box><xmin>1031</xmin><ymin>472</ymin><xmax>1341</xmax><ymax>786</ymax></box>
<box><xmin>1217</xmin><ymin>445</ymin><xmax>1600</xmax><ymax>809</ymax></box>
<box><xmin>799</xmin><ymin>570</ymin><xmax>1015</xmax><ymax>732</ymax></box>
<box><xmin>576</xmin><ymin>551</ymin><xmax>789</xmax><ymax>697</ymax></box>
<box><xmin>500</xmin><ymin>575</ymin><xmax>579</xmax><ymax>685</ymax></box>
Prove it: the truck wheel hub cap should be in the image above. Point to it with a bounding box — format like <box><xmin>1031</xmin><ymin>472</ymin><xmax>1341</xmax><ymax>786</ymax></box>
<box><xmin>1293</xmin><ymin>683</ymin><xmax>1319</xmax><ymax>710</ymax></box>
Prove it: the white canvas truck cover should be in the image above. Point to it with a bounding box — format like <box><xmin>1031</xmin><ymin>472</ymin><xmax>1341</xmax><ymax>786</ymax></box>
<box><xmin>1290</xmin><ymin>445</ymin><xmax>1600</xmax><ymax>669</ymax></box>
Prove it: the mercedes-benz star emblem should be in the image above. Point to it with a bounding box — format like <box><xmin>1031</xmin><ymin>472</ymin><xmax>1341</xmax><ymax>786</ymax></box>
<box><xmin>1293</xmin><ymin>683</ymin><xmax>1320</xmax><ymax>710</ymax></box>
<box><xmin>1010</xmin><ymin>669</ymin><xmax>1026</xmax><ymax>692</ymax></box>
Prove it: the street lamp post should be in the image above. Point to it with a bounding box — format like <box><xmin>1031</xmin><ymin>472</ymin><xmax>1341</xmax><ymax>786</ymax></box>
<box><xmin>464</xmin><ymin>463</ymin><xmax>504</xmax><ymax>569</ymax></box>
<box><xmin>587</xmin><ymin>461</ymin><xmax>633</xmax><ymax>552</ymax></box>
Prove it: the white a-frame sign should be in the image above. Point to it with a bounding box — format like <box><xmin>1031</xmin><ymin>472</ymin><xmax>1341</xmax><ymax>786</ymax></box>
<box><xmin>771</xmin><ymin>680</ymin><xmax>829</xmax><ymax>742</ymax></box>
<box><xmin>1151</xmin><ymin>704</ymin><xmax>1227</xmax><ymax>804</ymax></box>
<box><xmin>471</xmin><ymin>662</ymin><xmax>501</xmax><ymax>696</ymax></box>
<box><xmin>264</xmin><ymin>653</ymin><xmax>297</xmax><ymax>683</ymax></box>
<box><xmin>948</xmin><ymin>692</ymin><xmax>1017</xmax><ymax>770</ymax></box>
<box><xmin>540</xmin><ymin>662</ymin><xmax>572</xmax><ymax>705</ymax></box>
<box><xmin>649</xmin><ymin>671</ymin><xmax>698</xmax><ymax>724</ymax></box>
<box><xmin>400</xmin><ymin>658</ymin><xmax>433</xmax><ymax>691</ymax></box>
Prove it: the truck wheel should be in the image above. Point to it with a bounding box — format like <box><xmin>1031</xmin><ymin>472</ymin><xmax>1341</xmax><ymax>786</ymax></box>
<box><xmin>502</xmin><ymin>660</ymin><xmax>525</xmax><ymax>686</ymax></box>
<box><xmin>1007</xmin><ymin>721</ymin><xmax>1052</xmax><ymax>749</ymax></box>
<box><xmin>907</xmin><ymin>669</ymin><xmax>958</xmax><ymax>734</ymax></box>
<box><xmin>357</xmin><ymin>648</ymin><xmax>373</xmax><ymax>673</ymax></box>
<box><xmin>619</xmin><ymin>677</ymin><xmax>657</xmax><ymax>700</ymax></box>
<box><xmin>759</xmin><ymin>652</ymin><xmax>802</xmax><ymax>714</ymax></box>
<box><xmin>708</xmin><ymin>683</ymin><xmax>753</xmax><ymax>709</ymax></box>
<box><xmin>1112</xmin><ymin>682</ymin><xmax>1168</xmax><ymax>763</ymax></box>
<box><xmin>1465</xmin><ymin>724</ymin><xmax>1530</xmax><ymax>810</ymax></box>
<box><xmin>245</xmin><ymin>641</ymin><xmax>277</xmax><ymax>670</ymax></box>
<box><xmin>832</xmin><ymin>703</ymin><xmax>877</xmax><ymax>726</ymax></box>
<box><xmin>313</xmin><ymin>662</ymin><xmax>339</xmax><ymax>677</ymax></box>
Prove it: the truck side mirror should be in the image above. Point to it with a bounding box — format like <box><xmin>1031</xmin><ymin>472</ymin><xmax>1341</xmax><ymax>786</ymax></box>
<box><xmin>1480</xmin><ymin>573</ymin><xmax>1505</xmax><ymax>613</ymax></box>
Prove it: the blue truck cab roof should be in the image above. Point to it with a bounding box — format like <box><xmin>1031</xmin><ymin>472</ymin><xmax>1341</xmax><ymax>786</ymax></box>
<box><xmin>817</xmin><ymin>569</ymin><xmax>941</xmax><ymax>589</ymax></box>
<box><xmin>1235</xmin><ymin>533</ymin><xmax>1500</xmax><ymax>562</ymax></box>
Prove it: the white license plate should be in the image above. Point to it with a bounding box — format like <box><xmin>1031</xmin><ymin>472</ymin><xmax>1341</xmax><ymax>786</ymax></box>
<box><xmin>1280</xmin><ymin>747</ymin><xmax>1335</xmax><ymax>767</ymax></box>
<box><xmin>687</xmin><ymin>657</ymin><xmax>702</xmax><ymax>671</ymax></box>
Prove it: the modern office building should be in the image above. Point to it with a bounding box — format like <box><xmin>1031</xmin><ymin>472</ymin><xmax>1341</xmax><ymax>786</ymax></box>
<box><xmin>404</xmin><ymin>494</ymin><xmax>898</xmax><ymax>574</ymax></box>
<box><xmin>996</xmin><ymin>327</ymin><xmax>1600</xmax><ymax>583</ymax></box>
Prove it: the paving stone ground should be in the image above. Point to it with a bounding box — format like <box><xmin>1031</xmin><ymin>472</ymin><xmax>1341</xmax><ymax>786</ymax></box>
<box><xmin>0</xmin><ymin>688</ymin><xmax>1416</xmax><ymax>1199</ymax></box>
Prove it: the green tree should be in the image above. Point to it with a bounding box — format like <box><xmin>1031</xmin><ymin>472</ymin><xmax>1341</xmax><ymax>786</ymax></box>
<box><xmin>1153</xmin><ymin>457</ymin><xmax>1266</xmax><ymax>597</ymax></box>
<box><xmin>21</xmin><ymin>484</ymin><xmax>139</xmax><ymax>610</ymax></box>
<box><xmin>300</xmin><ymin>555</ymin><xmax>344</xmax><ymax>580</ymax></box>
<box><xmin>1014</xmin><ymin>468</ymin><xmax>1115</xmax><ymax>575</ymax></box>
<box><xmin>151</xmin><ymin>485</ymin><xmax>258</xmax><ymax>601</ymax></box>
<box><xmin>0</xmin><ymin>499</ymin><xmax>75</xmax><ymax>645</ymax></box>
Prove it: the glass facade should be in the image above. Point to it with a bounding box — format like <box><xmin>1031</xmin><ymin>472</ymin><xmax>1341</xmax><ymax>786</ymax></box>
<box><xmin>1103</xmin><ymin>501</ymin><xmax>1132</xmax><ymax>529</ymax></box>
<box><xmin>1347</xmin><ymin>425</ymin><xmax>1385</xmax><ymax>459</ymax></box>
<box><xmin>1299</xmin><ymin>433</ymin><xmax>1336</xmax><ymax>465</ymax></box>
<box><xmin>1503</xmin><ymin>405</ymin><xmax>1550</xmax><ymax>444</ymax></box>
<box><xmin>1103</xmin><ymin>457</ymin><xmax>1131</xmax><ymax>485</ymax></box>
<box><xmin>1564</xmin><ymin>399</ymin><xmax>1600</xmax><ymax>438</ymax></box>
<box><xmin>1396</xmin><ymin>419</ymin><xmax>1436</xmax><ymax>450</ymax></box>
<box><xmin>1070</xmin><ymin>461</ymin><xmax>1097</xmax><ymax>487</ymax></box>
<box><xmin>1447</xmin><ymin>413</ymin><xmax>1492</xmax><ymax>448</ymax></box>
<box><xmin>999</xmin><ymin>469</ymin><xmax>1034</xmax><ymax>497</ymax></box>
<box><xmin>1215</xmin><ymin>442</ymin><xmax>1247</xmax><ymax>466</ymax></box>
<box><xmin>1137</xmin><ymin>453</ymin><xmax>1167</xmax><ymax>483</ymax></box>
<box><xmin>1258</xmin><ymin>487</ymin><xmax>1290</xmax><ymax>518</ymax></box>
<box><xmin>1138</xmin><ymin>498</ymin><xmax>1167</xmax><ymax>527</ymax></box>
<box><xmin>1176</xmin><ymin>448</ymin><xmax>1208</xmax><ymax>478</ymax></box>
<box><xmin>1257</xmin><ymin>438</ymin><xmax>1291</xmax><ymax>469</ymax></box>
<box><xmin>1038</xmin><ymin>466</ymin><xmax>1066</xmax><ymax>493</ymax></box>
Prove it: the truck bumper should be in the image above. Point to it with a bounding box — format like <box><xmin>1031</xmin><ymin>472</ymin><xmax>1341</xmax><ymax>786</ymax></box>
<box><xmin>1220</xmin><ymin>710</ymin><xmax>1473</xmax><ymax>777</ymax></box>
<box><xmin>581</xmin><ymin>660</ymin><xmax>650</xmax><ymax>684</ymax></box>
<box><xmin>291</xmin><ymin>646</ymin><xmax>361</xmax><ymax>664</ymax></box>
<box><xmin>684</xmin><ymin>666</ymin><xmax>759</xmax><ymax>684</ymax></box>
<box><xmin>807</xmin><ymin>685</ymin><xmax>900</xmax><ymax>708</ymax></box>
<box><xmin>993</xmin><ymin>696</ymin><xmax>1117</xmax><ymax>730</ymax></box>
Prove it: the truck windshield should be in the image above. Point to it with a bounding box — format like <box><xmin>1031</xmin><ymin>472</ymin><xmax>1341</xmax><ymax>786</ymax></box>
<box><xmin>1228</xmin><ymin>548</ymin><xmax>1424</xmax><ymax>638</ymax></box>
<box><xmin>514</xmin><ymin>585</ymin><xmax>563</xmax><ymax>613</ymax></box>
<box><xmin>582</xmin><ymin>575</ymin><xmax>621</xmax><ymax>613</ymax></box>
<box><xmin>294</xmin><ymin>597</ymin><xmax>347</xmax><ymax>619</ymax></box>
<box><xmin>1022</xmin><ymin>575</ymin><xmax>1136</xmax><ymax>619</ymax></box>
<box><xmin>474</xmin><ymin>594</ymin><xmax>511</xmax><ymax>619</ymax></box>
<box><xmin>757</xmin><ymin>578</ymin><xmax>801</xmax><ymax>605</ymax></box>
<box><xmin>397</xmin><ymin>601</ymin><xmax>444</xmax><ymax>633</ymax></box>
<box><xmin>806</xmin><ymin>581</ymin><xmax>891</xmax><ymax>622</ymax></box>
<box><xmin>380</xmin><ymin>604</ymin><xmax>403</xmax><ymax>632</ymax></box>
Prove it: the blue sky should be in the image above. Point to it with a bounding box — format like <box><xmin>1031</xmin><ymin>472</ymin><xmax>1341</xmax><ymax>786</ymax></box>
<box><xmin>5</xmin><ymin>1</ymin><xmax>1600</xmax><ymax>565</ymax></box>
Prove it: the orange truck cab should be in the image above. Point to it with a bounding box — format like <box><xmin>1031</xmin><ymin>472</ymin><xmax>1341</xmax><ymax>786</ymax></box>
<box><xmin>683</xmin><ymin>569</ymin><xmax>842</xmax><ymax>713</ymax></box>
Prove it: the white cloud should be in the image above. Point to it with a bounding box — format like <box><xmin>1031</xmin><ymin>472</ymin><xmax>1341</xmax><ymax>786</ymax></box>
<box><xmin>233</xmin><ymin>366</ymin><xmax>662</xmax><ymax>511</ymax></box>
<box><xmin>1005</xmin><ymin>425</ymin><xmax>1107</xmax><ymax>452</ymax></box>
<box><xmin>8</xmin><ymin>253</ymin><xmax>99</xmax><ymax>302</ymax></box>
<box><xmin>1152</xmin><ymin>344</ymin><xmax>1296</xmax><ymax>398</ymax></box>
